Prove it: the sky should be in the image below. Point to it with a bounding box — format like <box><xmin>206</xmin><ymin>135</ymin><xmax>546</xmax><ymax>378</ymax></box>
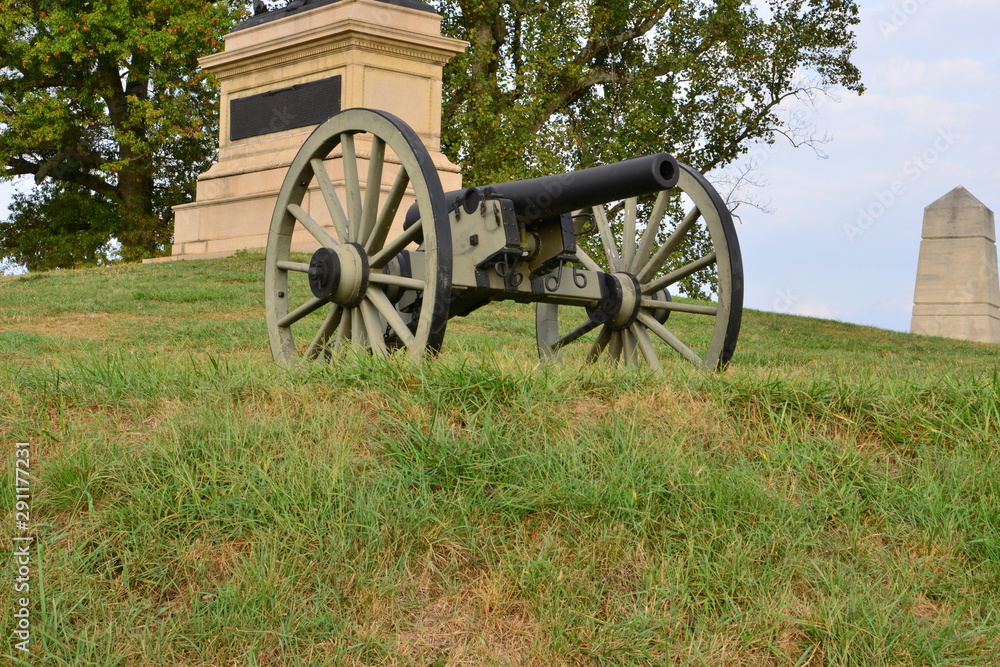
<box><xmin>3</xmin><ymin>0</ymin><xmax>999</xmax><ymax>334</ymax></box>
<box><xmin>732</xmin><ymin>0</ymin><xmax>1000</xmax><ymax>332</ymax></box>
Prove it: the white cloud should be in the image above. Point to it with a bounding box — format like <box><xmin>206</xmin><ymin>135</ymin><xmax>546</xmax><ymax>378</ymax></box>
<box><xmin>954</xmin><ymin>0</ymin><xmax>1000</xmax><ymax>9</ymax></box>
<box><xmin>877</xmin><ymin>56</ymin><xmax>997</xmax><ymax>93</ymax></box>
<box><xmin>827</xmin><ymin>91</ymin><xmax>980</xmax><ymax>132</ymax></box>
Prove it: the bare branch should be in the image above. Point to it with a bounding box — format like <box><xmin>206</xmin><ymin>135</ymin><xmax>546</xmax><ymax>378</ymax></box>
<box><xmin>713</xmin><ymin>161</ymin><xmax>775</xmax><ymax>221</ymax></box>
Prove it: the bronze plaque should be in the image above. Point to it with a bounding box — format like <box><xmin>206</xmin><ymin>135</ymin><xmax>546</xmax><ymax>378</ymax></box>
<box><xmin>230</xmin><ymin>76</ymin><xmax>342</xmax><ymax>141</ymax></box>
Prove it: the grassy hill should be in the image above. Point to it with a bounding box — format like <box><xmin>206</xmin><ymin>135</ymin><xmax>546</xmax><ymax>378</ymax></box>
<box><xmin>1</xmin><ymin>253</ymin><xmax>999</xmax><ymax>665</ymax></box>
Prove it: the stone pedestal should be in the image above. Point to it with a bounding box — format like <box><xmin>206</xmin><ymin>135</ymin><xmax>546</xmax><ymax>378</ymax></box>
<box><xmin>910</xmin><ymin>186</ymin><xmax>1000</xmax><ymax>343</ymax></box>
<box><xmin>160</xmin><ymin>0</ymin><xmax>466</xmax><ymax>261</ymax></box>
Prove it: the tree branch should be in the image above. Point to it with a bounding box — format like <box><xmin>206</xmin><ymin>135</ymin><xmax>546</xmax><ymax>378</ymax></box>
<box><xmin>4</xmin><ymin>157</ymin><xmax>42</xmax><ymax>178</ymax></box>
<box><xmin>694</xmin><ymin>88</ymin><xmax>813</xmax><ymax>173</ymax></box>
<box><xmin>508</xmin><ymin>0</ymin><xmax>547</xmax><ymax>15</ymax></box>
<box><xmin>4</xmin><ymin>156</ymin><xmax>118</xmax><ymax>200</ymax></box>
<box><xmin>527</xmin><ymin>4</ymin><xmax>679</xmax><ymax>135</ymax></box>
<box><xmin>573</xmin><ymin>4</ymin><xmax>671</xmax><ymax>67</ymax></box>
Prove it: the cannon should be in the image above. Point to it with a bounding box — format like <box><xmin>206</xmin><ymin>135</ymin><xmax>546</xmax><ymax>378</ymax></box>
<box><xmin>264</xmin><ymin>108</ymin><xmax>743</xmax><ymax>371</ymax></box>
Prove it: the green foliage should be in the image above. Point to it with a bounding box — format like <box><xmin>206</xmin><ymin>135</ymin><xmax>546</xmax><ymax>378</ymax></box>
<box><xmin>435</xmin><ymin>0</ymin><xmax>864</xmax><ymax>185</ymax></box>
<box><xmin>0</xmin><ymin>182</ymin><xmax>117</xmax><ymax>271</ymax></box>
<box><xmin>0</xmin><ymin>0</ymin><xmax>242</xmax><ymax>263</ymax></box>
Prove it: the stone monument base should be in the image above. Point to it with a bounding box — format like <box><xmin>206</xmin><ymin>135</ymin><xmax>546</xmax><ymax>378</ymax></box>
<box><xmin>147</xmin><ymin>0</ymin><xmax>465</xmax><ymax>263</ymax></box>
<box><xmin>911</xmin><ymin>308</ymin><xmax>1000</xmax><ymax>343</ymax></box>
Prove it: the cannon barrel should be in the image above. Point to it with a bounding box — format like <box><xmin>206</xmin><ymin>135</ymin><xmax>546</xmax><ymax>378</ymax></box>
<box><xmin>407</xmin><ymin>152</ymin><xmax>679</xmax><ymax>226</ymax></box>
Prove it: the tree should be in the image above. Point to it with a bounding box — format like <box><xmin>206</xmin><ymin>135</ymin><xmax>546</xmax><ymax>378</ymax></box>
<box><xmin>0</xmin><ymin>0</ymin><xmax>240</xmax><ymax>266</ymax></box>
<box><xmin>435</xmin><ymin>0</ymin><xmax>863</xmax><ymax>184</ymax></box>
<box><xmin>433</xmin><ymin>0</ymin><xmax>862</xmax><ymax>297</ymax></box>
<box><xmin>2</xmin><ymin>0</ymin><xmax>863</xmax><ymax>278</ymax></box>
<box><xmin>0</xmin><ymin>182</ymin><xmax>117</xmax><ymax>271</ymax></box>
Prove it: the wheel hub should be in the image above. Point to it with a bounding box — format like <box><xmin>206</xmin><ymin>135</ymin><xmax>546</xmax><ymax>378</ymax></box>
<box><xmin>608</xmin><ymin>273</ymin><xmax>642</xmax><ymax>330</ymax></box>
<box><xmin>587</xmin><ymin>272</ymin><xmax>643</xmax><ymax>330</ymax></box>
<box><xmin>308</xmin><ymin>242</ymin><xmax>368</xmax><ymax>307</ymax></box>
<box><xmin>308</xmin><ymin>248</ymin><xmax>340</xmax><ymax>300</ymax></box>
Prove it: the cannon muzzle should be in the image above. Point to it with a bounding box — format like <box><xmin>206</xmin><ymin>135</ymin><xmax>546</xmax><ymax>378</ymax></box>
<box><xmin>407</xmin><ymin>152</ymin><xmax>679</xmax><ymax>227</ymax></box>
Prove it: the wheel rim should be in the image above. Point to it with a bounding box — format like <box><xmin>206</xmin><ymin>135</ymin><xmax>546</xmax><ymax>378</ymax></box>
<box><xmin>265</xmin><ymin>108</ymin><xmax>452</xmax><ymax>365</ymax></box>
<box><xmin>536</xmin><ymin>162</ymin><xmax>743</xmax><ymax>372</ymax></box>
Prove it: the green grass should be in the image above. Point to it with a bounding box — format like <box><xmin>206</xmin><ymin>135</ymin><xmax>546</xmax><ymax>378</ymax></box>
<box><xmin>1</xmin><ymin>253</ymin><xmax>999</xmax><ymax>665</ymax></box>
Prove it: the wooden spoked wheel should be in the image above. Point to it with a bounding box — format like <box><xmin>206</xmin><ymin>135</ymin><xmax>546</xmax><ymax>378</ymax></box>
<box><xmin>536</xmin><ymin>163</ymin><xmax>743</xmax><ymax>371</ymax></box>
<box><xmin>265</xmin><ymin>108</ymin><xmax>452</xmax><ymax>365</ymax></box>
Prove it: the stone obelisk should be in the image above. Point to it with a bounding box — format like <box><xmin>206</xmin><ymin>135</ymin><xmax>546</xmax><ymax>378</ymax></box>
<box><xmin>162</xmin><ymin>0</ymin><xmax>466</xmax><ymax>261</ymax></box>
<box><xmin>910</xmin><ymin>186</ymin><xmax>1000</xmax><ymax>343</ymax></box>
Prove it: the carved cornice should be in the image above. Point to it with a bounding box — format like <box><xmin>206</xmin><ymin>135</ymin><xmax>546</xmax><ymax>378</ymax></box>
<box><xmin>210</xmin><ymin>35</ymin><xmax>455</xmax><ymax>81</ymax></box>
<box><xmin>202</xmin><ymin>13</ymin><xmax>467</xmax><ymax>79</ymax></box>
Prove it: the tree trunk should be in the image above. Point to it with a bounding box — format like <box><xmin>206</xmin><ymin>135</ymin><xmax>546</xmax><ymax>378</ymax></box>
<box><xmin>101</xmin><ymin>56</ymin><xmax>163</xmax><ymax>256</ymax></box>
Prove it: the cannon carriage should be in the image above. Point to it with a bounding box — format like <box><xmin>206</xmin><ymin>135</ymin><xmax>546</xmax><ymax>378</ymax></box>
<box><xmin>264</xmin><ymin>108</ymin><xmax>743</xmax><ymax>371</ymax></box>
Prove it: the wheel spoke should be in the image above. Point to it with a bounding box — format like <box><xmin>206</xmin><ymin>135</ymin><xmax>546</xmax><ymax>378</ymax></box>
<box><xmin>367</xmin><ymin>288</ymin><xmax>416</xmax><ymax>347</ymax></box>
<box><xmin>593</xmin><ymin>204</ymin><xmax>620</xmax><ymax>271</ymax></box>
<box><xmin>359</xmin><ymin>298</ymin><xmax>388</xmax><ymax>357</ymax></box>
<box><xmin>337</xmin><ymin>309</ymin><xmax>352</xmax><ymax>346</ymax></box>
<box><xmin>310</xmin><ymin>158</ymin><xmax>351</xmax><ymax>243</ymax></box>
<box><xmin>587</xmin><ymin>325</ymin><xmax>612</xmax><ymax>360</ymax></box>
<box><xmin>630</xmin><ymin>190</ymin><xmax>669</xmax><ymax>273</ymax></box>
<box><xmin>607</xmin><ymin>330</ymin><xmax>623</xmax><ymax>361</ymax></box>
<box><xmin>365</xmin><ymin>167</ymin><xmax>409</xmax><ymax>254</ymax></box>
<box><xmin>622</xmin><ymin>327</ymin><xmax>638</xmax><ymax>366</ymax></box>
<box><xmin>304</xmin><ymin>305</ymin><xmax>343</xmax><ymax>359</ymax></box>
<box><xmin>368</xmin><ymin>272</ymin><xmax>425</xmax><ymax>291</ymax></box>
<box><xmin>639</xmin><ymin>299</ymin><xmax>718</xmax><ymax>316</ymax></box>
<box><xmin>622</xmin><ymin>197</ymin><xmax>637</xmax><ymax>270</ymax></box>
<box><xmin>552</xmin><ymin>318</ymin><xmax>600</xmax><ymax>350</ymax></box>
<box><xmin>277</xmin><ymin>296</ymin><xmax>328</xmax><ymax>328</ymax></box>
<box><xmin>359</xmin><ymin>136</ymin><xmax>385</xmax><ymax>246</ymax></box>
<box><xmin>574</xmin><ymin>246</ymin><xmax>603</xmax><ymax>273</ymax></box>
<box><xmin>631</xmin><ymin>323</ymin><xmax>662</xmax><ymax>371</ymax></box>
<box><xmin>636</xmin><ymin>311</ymin><xmax>703</xmax><ymax>367</ymax></box>
<box><xmin>341</xmin><ymin>132</ymin><xmax>363</xmax><ymax>239</ymax></box>
<box><xmin>288</xmin><ymin>204</ymin><xmax>337</xmax><ymax>248</ymax></box>
<box><xmin>636</xmin><ymin>205</ymin><xmax>700</xmax><ymax>283</ymax></box>
<box><xmin>369</xmin><ymin>220</ymin><xmax>422</xmax><ymax>269</ymax></box>
<box><xmin>642</xmin><ymin>252</ymin><xmax>717</xmax><ymax>295</ymax></box>
<box><xmin>350</xmin><ymin>306</ymin><xmax>367</xmax><ymax>347</ymax></box>
<box><xmin>276</xmin><ymin>260</ymin><xmax>310</xmax><ymax>273</ymax></box>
